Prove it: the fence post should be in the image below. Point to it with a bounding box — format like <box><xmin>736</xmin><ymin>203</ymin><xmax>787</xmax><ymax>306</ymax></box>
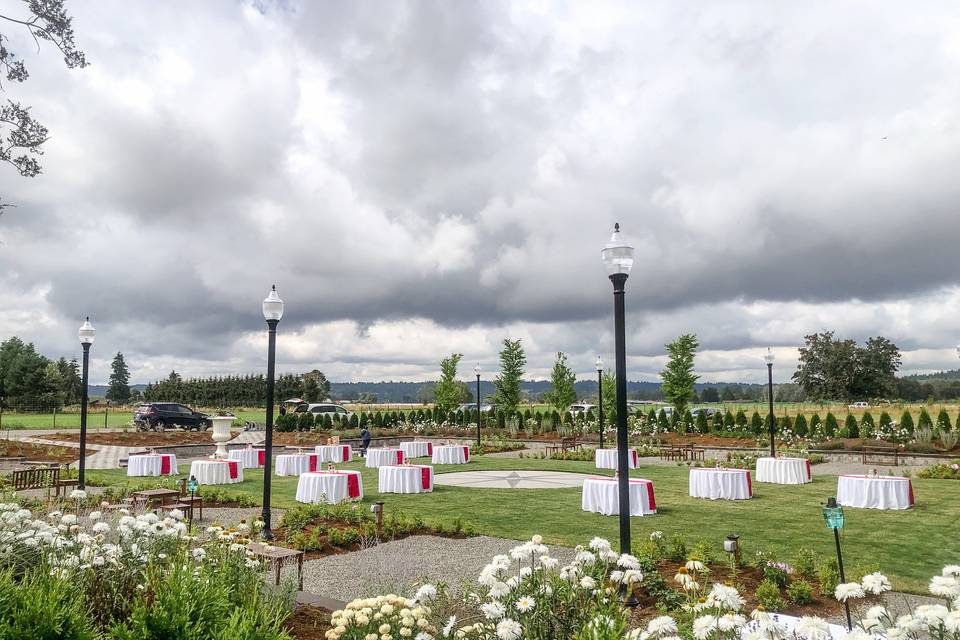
<box><xmin>104</xmin><ymin>404</ymin><xmax>108</xmax><ymax>430</ymax></box>
<box><xmin>53</xmin><ymin>407</ymin><xmax>56</xmax><ymax>430</ymax></box>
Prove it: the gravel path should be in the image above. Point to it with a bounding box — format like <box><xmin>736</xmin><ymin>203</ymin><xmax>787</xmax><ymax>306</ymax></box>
<box><xmin>198</xmin><ymin>506</ymin><xmax>285</xmax><ymax>526</ymax></box>
<box><xmin>289</xmin><ymin>535</ymin><xmax>576</xmax><ymax>603</ymax></box>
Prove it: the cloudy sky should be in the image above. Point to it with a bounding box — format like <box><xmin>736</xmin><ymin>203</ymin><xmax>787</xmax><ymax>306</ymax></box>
<box><xmin>2</xmin><ymin>0</ymin><xmax>960</xmax><ymax>385</ymax></box>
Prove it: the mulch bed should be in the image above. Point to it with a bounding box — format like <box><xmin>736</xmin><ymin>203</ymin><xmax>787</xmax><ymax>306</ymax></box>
<box><xmin>656</xmin><ymin>433</ymin><xmax>760</xmax><ymax>448</ymax></box>
<box><xmin>284</xmin><ymin>605</ymin><xmax>331</xmax><ymax>640</ymax></box>
<box><xmin>0</xmin><ymin>440</ymin><xmax>92</xmax><ymax>464</ymax></box>
<box><xmin>47</xmin><ymin>431</ymin><xmax>228</xmax><ymax>447</ymax></box>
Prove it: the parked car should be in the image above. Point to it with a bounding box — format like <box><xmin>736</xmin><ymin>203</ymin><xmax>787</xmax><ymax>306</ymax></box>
<box><xmin>134</xmin><ymin>403</ymin><xmax>210</xmax><ymax>431</ymax></box>
<box><xmin>457</xmin><ymin>402</ymin><xmax>493</xmax><ymax>413</ymax></box>
<box><xmin>307</xmin><ymin>403</ymin><xmax>352</xmax><ymax>419</ymax></box>
<box><xmin>690</xmin><ymin>407</ymin><xmax>717</xmax><ymax>418</ymax></box>
<box><xmin>569</xmin><ymin>403</ymin><xmax>596</xmax><ymax>417</ymax></box>
<box><xmin>848</xmin><ymin>401</ymin><xmax>869</xmax><ymax>409</ymax></box>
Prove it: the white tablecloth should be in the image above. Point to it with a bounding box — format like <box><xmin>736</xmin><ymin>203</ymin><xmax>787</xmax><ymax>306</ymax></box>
<box><xmin>189</xmin><ymin>459</ymin><xmax>243</xmax><ymax>485</ymax></box>
<box><xmin>315</xmin><ymin>444</ymin><xmax>352</xmax><ymax>463</ymax></box>
<box><xmin>837</xmin><ymin>475</ymin><xmax>914</xmax><ymax>510</ymax></box>
<box><xmin>276</xmin><ymin>453</ymin><xmax>320</xmax><ymax>476</ymax></box>
<box><xmin>431</xmin><ymin>445</ymin><xmax>470</xmax><ymax>465</ymax></box>
<box><xmin>295</xmin><ymin>471</ymin><xmax>363</xmax><ymax>504</ymax></box>
<box><xmin>127</xmin><ymin>454</ymin><xmax>178</xmax><ymax>477</ymax></box>
<box><xmin>755</xmin><ymin>457</ymin><xmax>811</xmax><ymax>484</ymax></box>
<box><xmin>689</xmin><ymin>468</ymin><xmax>753</xmax><ymax>500</ymax></box>
<box><xmin>379</xmin><ymin>465</ymin><xmax>434</xmax><ymax>493</ymax></box>
<box><xmin>594</xmin><ymin>448</ymin><xmax>639</xmax><ymax>470</ymax></box>
<box><xmin>366</xmin><ymin>448</ymin><xmax>406</xmax><ymax>468</ymax></box>
<box><xmin>227</xmin><ymin>448</ymin><xmax>263</xmax><ymax>469</ymax></box>
<box><xmin>581</xmin><ymin>476</ymin><xmax>656</xmax><ymax>516</ymax></box>
<box><xmin>400</xmin><ymin>441</ymin><xmax>433</xmax><ymax>458</ymax></box>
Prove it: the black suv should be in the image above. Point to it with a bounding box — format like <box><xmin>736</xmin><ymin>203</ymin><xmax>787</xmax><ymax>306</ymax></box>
<box><xmin>133</xmin><ymin>403</ymin><xmax>210</xmax><ymax>431</ymax></box>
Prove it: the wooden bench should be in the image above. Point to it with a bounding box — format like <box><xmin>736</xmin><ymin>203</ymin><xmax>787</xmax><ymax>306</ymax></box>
<box><xmin>862</xmin><ymin>446</ymin><xmax>899</xmax><ymax>466</ymax></box>
<box><xmin>11</xmin><ymin>465</ymin><xmax>78</xmax><ymax>497</ymax></box>
<box><xmin>545</xmin><ymin>437</ymin><xmax>582</xmax><ymax>456</ymax></box>
<box><xmin>659</xmin><ymin>446</ymin><xmax>686</xmax><ymax>461</ymax></box>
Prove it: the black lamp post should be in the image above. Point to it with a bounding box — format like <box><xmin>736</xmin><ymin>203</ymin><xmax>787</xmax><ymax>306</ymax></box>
<box><xmin>596</xmin><ymin>356</ymin><xmax>604</xmax><ymax>449</ymax></box>
<box><xmin>77</xmin><ymin>317</ymin><xmax>95</xmax><ymax>490</ymax></box>
<box><xmin>764</xmin><ymin>348</ymin><xmax>776</xmax><ymax>457</ymax></box>
<box><xmin>261</xmin><ymin>285</ymin><xmax>284</xmax><ymax>540</ymax></box>
<box><xmin>601</xmin><ymin>223</ymin><xmax>635</xmax><ymax>560</ymax></box>
<box><xmin>822</xmin><ymin>497</ymin><xmax>852</xmax><ymax>630</ymax></box>
<box><xmin>474</xmin><ymin>363</ymin><xmax>481</xmax><ymax>447</ymax></box>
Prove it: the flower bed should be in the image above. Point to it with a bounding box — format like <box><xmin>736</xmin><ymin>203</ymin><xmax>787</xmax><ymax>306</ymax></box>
<box><xmin>918</xmin><ymin>460</ymin><xmax>960</xmax><ymax>480</ymax></box>
<box><xmin>47</xmin><ymin>430</ymin><xmax>224</xmax><ymax>446</ymax></box>
<box><xmin>0</xmin><ymin>439</ymin><xmax>88</xmax><ymax>464</ymax></box>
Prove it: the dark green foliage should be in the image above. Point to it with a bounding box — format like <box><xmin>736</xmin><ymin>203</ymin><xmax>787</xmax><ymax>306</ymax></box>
<box><xmin>824</xmin><ymin>412</ymin><xmax>838</xmax><ymax>437</ymax></box>
<box><xmin>793</xmin><ymin>548</ymin><xmax>818</xmax><ymax>579</ymax></box>
<box><xmin>860</xmin><ymin>412</ymin><xmax>875</xmax><ymax>438</ymax></box>
<box><xmin>712</xmin><ymin>411</ymin><xmax>724</xmax><ymax>433</ymax></box>
<box><xmin>735</xmin><ymin>410</ymin><xmax>748</xmax><ymax>430</ymax></box>
<box><xmin>322</xmin><ymin>413</ymin><xmax>332</xmax><ymax>429</ymax></box>
<box><xmin>778</xmin><ymin>415</ymin><xmax>793</xmax><ymax>434</ymax></box>
<box><xmin>296</xmin><ymin>412</ymin><xmax>314</xmax><ymax>431</ymax></box>
<box><xmin>723</xmin><ymin>410</ymin><xmax>735</xmax><ymax>429</ymax></box>
<box><xmin>696</xmin><ymin>410</ymin><xmax>708</xmax><ymax>434</ymax></box>
<box><xmin>349</xmin><ymin>413</ymin><xmax>359</xmax><ymax>429</ymax></box>
<box><xmin>763</xmin><ymin>564</ymin><xmax>791</xmax><ymax>589</ymax></box>
<box><xmin>657</xmin><ymin>409</ymin><xmax>669</xmax><ymax>430</ymax></box>
<box><xmin>786</xmin><ymin>580</ymin><xmax>814</xmax><ymax>605</ymax></box>
<box><xmin>900</xmin><ymin>410</ymin><xmax>914</xmax><ymax>434</ymax></box>
<box><xmin>275</xmin><ymin>413</ymin><xmax>297</xmax><ymax>432</ymax></box>
<box><xmin>879</xmin><ymin>411</ymin><xmax>892</xmax><ymax>430</ymax></box>
<box><xmin>809</xmin><ymin>413</ymin><xmax>822</xmax><ymax>435</ymax></box>
<box><xmin>842</xmin><ymin>414</ymin><xmax>859</xmax><ymax>438</ymax></box>
<box><xmin>817</xmin><ymin>558</ymin><xmax>841</xmax><ymax>595</ymax></box>
<box><xmin>0</xmin><ymin>568</ymin><xmax>97</xmax><ymax>640</ymax></box>
<box><xmin>793</xmin><ymin>414</ymin><xmax>808</xmax><ymax>437</ymax></box>
<box><xmin>936</xmin><ymin>408</ymin><xmax>951</xmax><ymax>431</ymax></box>
<box><xmin>751</xmin><ymin>411</ymin><xmax>764</xmax><ymax>435</ymax></box>
<box><xmin>918</xmin><ymin>408</ymin><xmax>933</xmax><ymax>430</ymax></box>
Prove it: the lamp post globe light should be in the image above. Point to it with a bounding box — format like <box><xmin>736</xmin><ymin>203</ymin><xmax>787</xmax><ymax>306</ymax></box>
<box><xmin>77</xmin><ymin>317</ymin><xmax>95</xmax><ymax>490</ymax></box>
<box><xmin>261</xmin><ymin>285</ymin><xmax>284</xmax><ymax>540</ymax></box>
<box><xmin>474</xmin><ymin>363</ymin><xmax>481</xmax><ymax>447</ymax></box>
<box><xmin>822</xmin><ymin>497</ymin><xmax>852</xmax><ymax>630</ymax></box>
<box><xmin>764</xmin><ymin>348</ymin><xmax>776</xmax><ymax>457</ymax></box>
<box><xmin>596</xmin><ymin>356</ymin><xmax>604</xmax><ymax>449</ymax></box>
<box><xmin>601</xmin><ymin>223</ymin><xmax>635</xmax><ymax>561</ymax></box>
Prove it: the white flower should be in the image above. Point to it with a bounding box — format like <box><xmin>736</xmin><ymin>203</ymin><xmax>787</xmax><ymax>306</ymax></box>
<box><xmin>650</xmin><ymin>531</ymin><xmax>664</xmax><ymax>541</ymax></box>
<box><xmin>414</xmin><ymin>584</ymin><xmax>437</xmax><ymax>603</ymax></box>
<box><xmin>717</xmin><ymin>614</ymin><xmax>745</xmax><ymax>632</ymax></box>
<box><xmin>861</xmin><ymin>572</ymin><xmax>891</xmax><ymax>595</ymax></box>
<box><xmin>930</xmin><ymin>576</ymin><xmax>960</xmax><ymax>598</ymax></box>
<box><xmin>192</xmin><ymin>548</ymin><xmax>206</xmax><ymax>561</ymax></box>
<box><xmin>915</xmin><ymin>604</ymin><xmax>950</xmax><ymax>628</ymax></box>
<box><xmin>531</xmin><ymin>535</ymin><xmax>543</xmax><ymax>545</ymax></box>
<box><xmin>515</xmin><ymin>596</ymin><xmax>535</xmax><ymax>612</ymax></box>
<box><xmin>834</xmin><ymin>582</ymin><xmax>866</xmax><ymax>602</ymax></box>
<box><xmin>579</xmin><ymin>576</ymin><xmax>597</xmax><ymax>590</ymax></box>
<box><xmin>685</xmin><ymin>560</ymin><xmax>706</xmax><ymax>572</ymax></box>
<box><xmin>70</xmin><ymin>489</ymin><xmax>87</xmax><ymax>500</ymax></box>
<box><xmin>646</xmin><ymin>616</ymin><xmax>678</xmax><ymax>637</ymax></box>
<box><xmin>442</xmin><ymin>616</ymin><xmax>456</xmax><ymax>636</ymax></box>
<box><xmin>692</xmin><ymin>615</ymin><xmax>717</xmax><ymax>640</ymax></box>
<box><xmin>588</xmin><ymin>537</ymin><xmax>611</xmax><ymax>551</ymax></box>
<box><xmin>480</xmin><ymin>601</ymin><xmax>505</xmax><ymax>620</ymax></box>
<box><xmin>495</xmin><ymin>619</ymin><xmax>522</xmax><ymax>640</ymax></box>
<box><xmin>88</xmin><ymin>511</ymin><xmax>101</xmax><ymax>521</ymax></box>
<box><xmin>60</xmin><ymin>514</ymin><xmax>78</xmax><ymax>526</ymax></box>
<box><xmin>943</xmin><ymin>565</ymin><xmax>960</xmax><ymax>578</ymax></box>
<box><xmin>488</xmin><ymin>582</ymin><xmax>510</xmax><ymax>599</ymax></box>
<box><xmin>795</xmin><ymin>616</ymin><xmax>831</xmax><ymax>640</ymax></box>
<box><xmin>618</xmin><ymin>554</ymin><xmax>641</xmax><ymax>570</ymax></box>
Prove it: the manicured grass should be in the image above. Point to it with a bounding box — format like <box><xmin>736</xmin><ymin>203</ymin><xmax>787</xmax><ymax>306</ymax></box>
<box><xmin>87</xmin><ymin>457</ymin><xmax>959</xmax><ymax>592</ymax></box>
<box><xmin>0</xmin><ymin>410</ymin><xmax>266</xmax><ymax>430</ymax></box>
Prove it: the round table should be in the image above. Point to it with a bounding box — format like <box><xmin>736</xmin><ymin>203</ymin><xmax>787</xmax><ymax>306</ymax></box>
<box><xmin>581</xmin><ymin>476</ymin><xmax>656</xmax><ymax>516</ymax></box>
<box><xmin>594</xmin><ymin>448</ymin><xmax>639</xmax><ymax>470</ymax></box>
<box><xmin>365</xmin><ymin>448</ymin><xmax>406</xmax><ymax>468</ymax></box>
<box><xmin>295</xmin><ymin>471</ymin><xmax>363</xmax><ymax>504</ymax></box>
<box><xmin>400</xmin><ymin>441</ymin><xmax>433</xmax><ymax>458</ymax></box>
<box><xmin>379</xmin><ymin>465</ymin><xmax>434</xmax><ymax>493</ymax></box>
<box><xmin>431</xmin><ymin>445</ymin><xmax>470</xmax><ymax>465</ymax></box>
<box><xmin>127</xmin><ymin>454</ymin><xmax>178</xmax><ymax>477</ymax></box>
<box><xmin>755</xmin><ymin>457</ymin><xmax>811</xmax><ymax>484</ymax></box>
<box><xmin>315</xmin><ymin>444</ymin><xmax>352</xmax><ymax>463</ymax></box>
<box><xmin>689</xmin><ymin>468</ymin><xmax>753</xmax><ymax>500</ymax></box>
<box><xmin>837</xmin><ymin>475</ymin><xmax>914</xmax><ymax>510</ymax></box>
<box><xmin>227</xmin><ymin>448</ymin><xmax>264</xmax><ymax>469</ymax></box>
<box><xmin>276</xmin><ymin>453</ymin><xmax>320</xmax><ymax>476</ymax></box>
<box><xmin>189</xmin><ymin>459</ymin><xmax>243</xmax><ymax>485</ymax></box>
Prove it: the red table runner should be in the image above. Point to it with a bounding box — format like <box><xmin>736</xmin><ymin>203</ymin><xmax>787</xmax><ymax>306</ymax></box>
<box><xmin>908</xmin><ymin>479</ymin><xmax>915</xmax><ymax>506</ymax></box>
<box><xmin>420</xmin><ymin>466</ymin><xmax>431</xmax><ymax>490</ymax></box>
<box><xmin>643</xmin><ymin>480</ymin><xmax>656</xmax><ymax>510</ymax></box>
<box><xmin>227</xmin><ymin>460</ymin><xmax>239</xmax><ymax>479</ymax></box>
<box><xmin>745</xmin><ymin>470</ymin><xmax>752</xmax><ymax>497</ymax></box>
<box><xmin>334</xmin><ymin>471</ymin><xmax>361</xmax><ymax>498</ymax></box>
<box><xmin>308</xmin><ymin>454</ymin><xmax>318</xmax><ymax>472</ymax></box>
<box><xmin>258</xmin><ymin>450</ymin><xmax>265</xmax><ymax>466</ymax></box>
<box><xmin>395</xmin><ymin>450</ymin><xmax>405</xmax><ymax>465</ymax></box>
<box><xmin>426</xmin><ymin>442</ymin><xmax>433</xmax><ymax>456</ymax></box>
<box><xmin>160</xmin><ymin>455</ymin><xmax>171</xmax><ymax>475</ymax></box>
<box><xmin>462</xmin><ymin>446</ymin><xmax>469</xmax><ymax>462</ymax></box>
<box><xmin>342</xmin><ymin>445</ymin><xmax>350</xmax><ymax>461</ymax></box>
<box><xmin>805</xmin><ymin>459</ymin><xmax>812</xmax><ymax>480</ymax></box>
<box><xmin>631</xmin><ymin>450</ymin><xmax>638</xmax><ymax>467</ymax></box>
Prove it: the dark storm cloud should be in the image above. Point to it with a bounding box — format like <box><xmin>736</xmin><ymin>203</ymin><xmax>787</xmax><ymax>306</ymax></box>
<box><xmin>2</xmin><ymin>0</ymin><xmax>960</xmax><ymax>382</ymax></box>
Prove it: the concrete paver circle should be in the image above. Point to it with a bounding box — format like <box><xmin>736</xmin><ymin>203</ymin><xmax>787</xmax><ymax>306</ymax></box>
<box><xmin>434</xmin><ymin>469</ymin><xmax>596</xmax><ymax>489</ymax></box>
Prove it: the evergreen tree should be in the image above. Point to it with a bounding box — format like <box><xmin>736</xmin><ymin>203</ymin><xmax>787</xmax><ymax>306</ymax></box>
<box><xmin>734</xmin><ymin>410</ymin><xmax>748</xmax><ymax>430</ymax></box>
<box><xmin>860</xmin><ymin>412</ymin><xmax>875</xmax><ymax>438</ymax></box>
<box><xmin>723</xmin><ymin>410</ymin><xmax>735</xmax><ymax>430</ymax></box>
<box><xmin>543</xmin><ymin>352</ymin><xmax>577</xmax><ymax>413</ymax></box>
<box><xmin>750</xmin><ymin>411</ymin><xmax>764</xmax><ymax>435</ymax></box>
<box><xmin>918</xmin><ymin>408</ymin><xmax>933</xmax><ymax>431</ymax></box>
<box><xmin>779</xmin><ymin>414</ymin><xmax>793</xmax><ymax>434</ymax></box>
<box><xmin>696</xmin><ymin>410</ymin><xmax>708</xmax><ymax>434</ymax></box>
<box><xmin>492</xmin><ymin>339</ymin><xmax>526</xmax><ymax>414</ymax></box>
<box><xmin>711</xmin><ymin>411</ymin><xmax>724</xmax><ymax>433</ymax></box>
<box><xmin>106</xmin><ymin>352</ymin><xmax>131</xmax><ymax>403</ymax></box>
<box><xmin>900</xmin><ymin>410</ymin><xmax>914</xmax><ymax>435</ymax></box>
<box><xmin>600</xmin><ymin>372</ymin><xmax>617</xmax><ymax>427</ymax></box>
<box><xmin>936</xmin><ymin>408</ymin><xmax>951</xmax><ymax>432</ymax></box>
<box><xmin>657</xmin><ymin>408</ymin><xmax>669</xmax><ymax>430</ymax></box>
<box><xmin>660</xmin><ymin>334</ymin><xmax>699</xmax><ymax>415</ymax></box>
<box><xmin>433</xmin><ymin>353</ymin><xmax>464</xmax><ymax>415</ymax></box>
<box><xmin>794</xmin><ymin>414</ymin><xmax>808</xmax><ymax>437</ymax></box>
<box><xmin>879</xmin><ymin>411</ymin><xmax>892</xmax><ymax>431</ymax></box>
<box><xmin>824</xmin><ymin>412</ymin><xmax>838</xmax><ymax>437</ymax></box>
<box><xmin>809</xmin><ymin>413</ymin><xmax>822</xmax><ymax>436</ymax></box>
<box><xmin>843</xmin><ymin>414</ymin><xmax>859</xmax><ymax>438</ymax></box>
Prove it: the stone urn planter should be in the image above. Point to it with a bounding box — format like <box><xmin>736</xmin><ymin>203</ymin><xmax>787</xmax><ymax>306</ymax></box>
<box><xmin>210</xmin><ymin>415</ymin><xmax>235</xmax><ymax>457</ymax></box>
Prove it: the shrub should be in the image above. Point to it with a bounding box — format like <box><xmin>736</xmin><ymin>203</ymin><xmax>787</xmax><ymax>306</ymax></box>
<box><xmin>0</xmin><ymin>568</ymin><xmax>97</xmax><ymax>640</ymax></box>
<box><xmin>275</xmin><ymin>413</ymin><xmax>297</xmax><ymax>432</ymax></box>
<box><xmin>723</xmin><ymin>410</ymin><xmax>735</xmax><ymax>429</ymax></box>
<box><xmin>809</xmin><ymin>413</ymin><xmax>822</xmax><ymax>436</ymax></box>
<box><xmin>900</xmin><ymin>410</ymin><xmax>914</xmax><ymax>435</ymax></box>
<box><xmin>763</xmin><ymin>563</ymin><xmax>792</xmax><ymax>589</ymax></box>
<box><xmin>751</xmin><ymin>411</ymin><xmax>764</xmax><ymax>435</ymax></box>
<box><xmin>793</xmin><ymin>548</ymin><xmax>818</xmax><ymax>579</ymax></box>
<box><xmin>860</xmin><ymin>412</ymin><xmax>875</xmax><ymax>438</ymax></box>
<box><xmin>658</xmin><ymin>409</ymin><xmax>669</xmax><ymax>430</ymax></box>
<box><xmin>322</xmin><ymin>413</ymin><xmax>333</xmax><ymax>429</ymax></box>
<box><xmin>296</xmin><ymin>411</ymin><xmax>314</xmax><ymax>432</ymax></box>
<box><xmin>919</xmin><ymin>408</ymin><xmax>933</xmax><ymax>431</ymax></box>
<box><xmin>842</xmin><ymin>414</ymin><xmax>859</xmax><ymax>438</ymax></box>
<box><xmin>786</xmin><ymin>579</ymin><xmax>814</xmax><ymax>605</ymax></box>
<box><xmin>793</xmin><ymin>414</ymin><xmax>808</xmax><ymax>437</ymax></box>
<box><xmin>817</xmin><ymin>558</ymin><xmax>841</xmax><ymax>596</ymax></box>
<box><xmin>779</xmin><ymin>415</ymin><xmax>793</xmax><ymax>434</ymax></box>
<box><xmin>936</xmin><ymin>408</ymin><xmax>951</xmax><ymax>432</ymax></box>
<box><xmin>669</xmin><ymin>533</ymin><xmax>688</xmax><ymax>562</ymax></box>
<box><xmin>824</xmin><ymin>413</ymin><xmax>838</xmax><ymax>437</ymax></box>
<box><xmin>916</xmin><ymin>460</ymin><xmax>960</xmax><ymax>479</ymax></box>
<box><xmin>735</xmin><ymin>410</ymin><xmax>748</xmax><ymax>430</ymax></box>
<box><xmin>712</xmin><ymin>411</ymin><xmax>724</xmax><ymax>433</ymax></box>
<box><xmin>696</xmin><ymin>411</ymin><xmax>708</xmax><ymax>434</ymax></box>
<box><xmin>754</xmin><ymin>579</ymin><xmax>785</xmax><ymax>611</ymax></box>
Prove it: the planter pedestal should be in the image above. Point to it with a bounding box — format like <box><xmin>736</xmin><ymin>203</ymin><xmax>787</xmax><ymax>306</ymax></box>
<box><xmin>210</xmin><ymin>416</ymin><xmax>235</xmax><ymax>458</ymax></box>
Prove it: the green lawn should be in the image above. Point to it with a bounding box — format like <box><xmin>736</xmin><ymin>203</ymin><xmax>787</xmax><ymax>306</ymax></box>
<box><xmin>0</xmin><ymin>410</ymin><xmax>266</xmax><ymax>430</ymax></box>
<box><xmin>87</xmin><ymin>457</ymin><xmax>959</xmax><ymax>592</ymax></box>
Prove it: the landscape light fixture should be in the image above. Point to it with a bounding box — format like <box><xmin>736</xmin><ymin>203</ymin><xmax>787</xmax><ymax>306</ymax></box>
<box><xmin>596</xmin><ymin>356</ymin><xmax>605</xmax><ymax>449</ymax></box>
<box><xmin>601</xmin><ymin>223</ymin><xmax>636</xmax><ymax>576</ymax></box>
<box><xmin>474</xmin><ymin>363</ymin><xmax>481</xmax><ymax>447</ymax></box>
<box><xmin>822</xmin><ymin>497</ymin><xmax>852</xmax><ymax>630</ymax></box>
<box><xmin>77</xmin><ymin>317</ymin><xmax>95</xmax><ymax>489</ymax></box>
<box><xmin>261</xmin><ymin>285</ymin><xmax>284</xmax><ymax>539</ymax></box>
<box><xmin>764</xmin><ymin>348</ymin><xmax>776</xmax><ymax>457</ymax></box>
